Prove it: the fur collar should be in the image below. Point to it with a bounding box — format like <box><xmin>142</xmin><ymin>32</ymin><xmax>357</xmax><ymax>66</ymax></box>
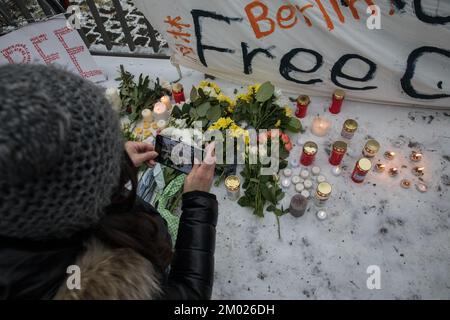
<box><xmin>54</xmin><ymin>238</ymin><xmax>161</xmax><ymax>300</ymax></box>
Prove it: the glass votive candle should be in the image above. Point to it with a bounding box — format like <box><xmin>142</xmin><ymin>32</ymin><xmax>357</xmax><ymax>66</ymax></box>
<box><xmin>300</xmin><ymin>141</ymin><xmax>318</xmax><ymax>166</ymax></box>
<box><xmin>410</xmin><ymin>151</ymin><xmax>423</xmax><ymax>162</ymax></box>
<box><xmin>374</xmin><ymin>163</ymin><xmax>386</xmax><ymax>173</ymax></box>
<box><xmin>412</xmin><ymin>166</ymin><xmax>425</xmax><ymax>177</ymax></box>
<box><xmin>388</xmin><ymin>167</ymin><xmax>399</xmax><ymax>177</ymax></box>
<box><xmin>384</xmin><ymin>151</ymin><xmax>395</xmax><ymax>160</ymax></box>
<box><xmin>289</xmin><ymin>194</ymin><xmax>308</xmax><ymax>217</ymax></box>
<box><xmin>341</xmin><ymin>119</ymin><xmax>358</xmax><ymax>140</ymax></box>
<box><xmin>362</xmin><ymin>139</ymin><xmax>380</xmax><ymax>158</ymax></box>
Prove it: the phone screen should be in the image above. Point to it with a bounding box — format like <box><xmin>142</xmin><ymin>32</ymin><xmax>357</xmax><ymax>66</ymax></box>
<box><xmin>155</xmin><ymin>135</ymin><xmax>203</xmax><ymax>174</ymax></box>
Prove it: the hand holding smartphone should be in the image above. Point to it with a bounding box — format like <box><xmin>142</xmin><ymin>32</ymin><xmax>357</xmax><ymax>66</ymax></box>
<box><xmin>154</xmin><ymin>135</ymin><xmax>204</xmax><ymax>174</ymax></box>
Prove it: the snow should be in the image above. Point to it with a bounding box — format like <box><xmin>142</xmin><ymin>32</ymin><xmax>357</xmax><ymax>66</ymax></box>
<box><xmin>95</xmin><ymin>55</ymin><xmax>450</xmax><ymax>299</ymax></box>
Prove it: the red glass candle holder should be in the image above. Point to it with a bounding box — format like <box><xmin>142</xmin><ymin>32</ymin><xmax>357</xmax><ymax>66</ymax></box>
<box><xmin>173</xmin><ymin>90</ymin><xmax>185</xmax><ymax>103</ymax></box>
<box><xmin>300</xmin><ymin>141</ymin><xmax>318</xmax><ymax>166</ymax></box>
<box><xmin>172</xmin><ymin>83</ymin><xmax>185</xmax><ymax>103</ymax></box>
<box><xmin>295</xmin><ymin>95</ymin><xmax>310</xmax><ymax>119</ymax></box>
<box><xmin>329</xmin><ymin>89</ymin><xmax>345</xmax><ymax>114</ymax></box>
<box><xmin>329</xmin><ymin>141</ymin><xmax>347</xmax><ymax>166</ymax></box>
<box><xmin>351</xmin><ymin>158</ymin><xmax>372</xmax><ymax>183</ymax></box>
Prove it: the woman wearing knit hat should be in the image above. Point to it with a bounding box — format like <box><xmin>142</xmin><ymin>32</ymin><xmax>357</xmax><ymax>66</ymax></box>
<box><xmin>0</xmin><ymin>64</ymin><xmax>218</xmax><ymax>300</ymax></box>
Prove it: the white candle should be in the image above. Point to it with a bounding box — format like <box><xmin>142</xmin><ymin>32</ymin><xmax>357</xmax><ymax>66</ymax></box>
<box><xmin>317</xmin><ymin>175</ymin><xmax>326</xmax><ymax>183</ymax></box>
<box><xmin>292</xmin><ymin>176</ymin><xmax>301</xmax><ymax>184</ymax></box>
<box><xmin>415</xmin><ymin>182</ymin><xmax>428</xmax><ymax>193</ymax></box>
<box><xmin>317</xmin><ymin>210</ymin><xmax>327</xmax><ymax>220</ymax></box>
<box><xmin>281</xmin><ymin>178</ymin><xmax>291</xmax><ymax>188</ymax></box>
<box><xmin>300</xmin><ymin>190</ymin><xmax>310</xmax><ymax>199</ymax></box>
<box><xmin>295</xmin><ymin>183</ymin><xmax>305</xmax><ymax>192</ymax></box>
<box><xmin>331</xmin><ymin>166</ymin><xmax>342</xmax><ymax>176</ymax></box>
<box><xmin>160</xmin><ymin>95</ymin><xmax>172</xmax><ymax>110</ymax></box>
<box><xmin>304</xmin><ymin>179</ymin><xmax>313</xmax><ymax>189</ymax></box>
<box><xmin>312</xmin><ymin>166</ymin><xmax>321</xmax><ymax>176</ymax></box>
<box><xmin>156</xmin><ymin>120</ymin><xmax>167</xmax><ymax>129</ymax></box>
<box><xmin>153</xmin><ymin>102</ymin><xmax>169</xmax><ymax>122</ymax></box>
<box><xmin>283</xmin><ymin>168</ymin><xmax>292</xmax><ymax>177</ymax></box>
<box><xmin>141</xmin><ymin>108</ymin><xmax>153</xmax><ymax>122</ymax></box>
<box><xmin>300</xmin><ymin>170</ymin><xmax>310</xmax><ymax>179</ymax></box>
<box><xmin>311</xmin><ymin>117</ymin><xmax>331</xmax><ymax>137</ymax></box>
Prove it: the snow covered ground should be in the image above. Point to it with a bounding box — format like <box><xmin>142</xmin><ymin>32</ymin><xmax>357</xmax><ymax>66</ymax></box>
<box><xmin>96</xmin><ymin>56</ymin><xmax>450</xmax><ymax>300</ymax></box>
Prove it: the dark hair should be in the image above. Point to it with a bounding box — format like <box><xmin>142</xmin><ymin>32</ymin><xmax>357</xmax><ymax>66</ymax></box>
<box><xmin>93</xmin><ymin>153</ymin><xmax>173</xmax><ymax>271</ymax></box>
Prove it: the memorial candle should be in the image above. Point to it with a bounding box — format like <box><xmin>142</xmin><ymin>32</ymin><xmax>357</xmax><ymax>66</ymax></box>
<box><xmin>329</xmin><ymin>89</ymin><xmax>345</xmax><ymax>114</ymax></box>
<box><xmin>295</xmin><ymin>95</ymin><xmax>310</xmax><ymax>119</ymax></box>
<box><xmin>172</xmin><ymin>83</ymin><xmax>185</xmax><ymax>103</ymax></box>
<box><xmin>141</xmin><ymin>108</ymin><xmax>153</xmax><ymax>122</ymax></box>
<box><xmin>311</xmin><ymin>117</ymin><xmax>331</xmax><ymax>137</ymax></box>
<box><xmin>410</xmin><ymin>151</ymin><xmax>423</xmax><ymax>162</ymax></box>
<box><xmin>300</xmin><ymin>141</ymin><xmax>318</xmax><ymax>166</ymax></box>
<box><xmin>160</xmin><ymin>95</ymin><xmax>172</xmax><ymax>110</ymax></box>
<box><xmin>153</xmin><ymin>102</ymin><xmax>169</xmax><ymax>122</ymax></box>
<box><xmin>329</xmin><ymin>141</ymin><xmax>347</xmax><ymax>166</ymax></box>
<box><xmin>412</xmin><ymin>166</ymin><xmax>425</xmax><ymax>177</ymax></box>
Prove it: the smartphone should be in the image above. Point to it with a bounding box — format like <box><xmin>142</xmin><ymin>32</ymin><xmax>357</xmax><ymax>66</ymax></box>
<box><xmin>155</xmin><ymin>135</ymin><xmax>204</xmax><ymax>174</ymax></box>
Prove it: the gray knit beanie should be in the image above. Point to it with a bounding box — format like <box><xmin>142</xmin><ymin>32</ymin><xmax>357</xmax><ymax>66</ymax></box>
<box><xmin>0</xmin><ymin>64</ymin><xmax>123</xmax><ymax>240</ymax></box>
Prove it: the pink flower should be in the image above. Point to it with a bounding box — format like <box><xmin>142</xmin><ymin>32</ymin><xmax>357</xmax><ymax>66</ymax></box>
<box><xmin>285</xmin><ymin>142</ymin><xmax>293</xmax><ymax>152</ymax></box>
<box><xmin>281</xmin><ymin>133</ymin><xmax>290</xmax><ymax>144</ymax></box>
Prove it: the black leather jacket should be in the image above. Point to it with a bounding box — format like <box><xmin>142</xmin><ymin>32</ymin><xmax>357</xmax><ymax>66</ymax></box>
<box><xmin>162</xmin><ymin>191</ymin><xmax>218</xmax><ymax>299</ymax></box>
<box><xmin>0</xmin><ymin>191</ymin><xmax>218</xmax><ymax>300</ymax></box>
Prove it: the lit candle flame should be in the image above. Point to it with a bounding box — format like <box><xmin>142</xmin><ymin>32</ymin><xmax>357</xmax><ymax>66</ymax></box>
<box><xmin>412</xmin><ymin>166</ymin><xmax>425</xmax><ymax>176</ymax></box>
<box><xmin>388</xmin><ymin>167</ymin><xmax>399</xmax><ymax>177</ymax></box>
<box><xmin>384</xmin><ymin>151</ymin><xmax>395</xmax><ymax>160</ymax></box>
<box><xmin>410</xmin><ymin>151</ymin><xmax>423</xmax><ymax>162</ymax></box>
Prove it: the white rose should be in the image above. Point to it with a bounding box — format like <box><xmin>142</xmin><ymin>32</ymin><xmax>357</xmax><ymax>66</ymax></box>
<box><xmin>274</xmin><ymin>88</ymin><xmax>282</xmax><ymax>100</ymax></box>
<box><xmin>239</xmin><ymin>120</ymin><xmax>248</xmax><ymax>129</ymax></box>
<box><xmin>161</xmin><ymin>80</ymin><xmax>172</xmax><ymax>92</ymax></box>
<box><xmin>105</xmin><ymin>88</ymin><xmax>122</xmax><ymax>112</ymax></box>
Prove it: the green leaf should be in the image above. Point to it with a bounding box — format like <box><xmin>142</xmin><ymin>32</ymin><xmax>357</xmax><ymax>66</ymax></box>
<box><xmin>267</xmin><ymin>205</ymin><xmax>276</xmax><ymax>212</ymax></box>
<box><xmin>238</xmin><ymin>196</ymin><xmax>252</xmax><ymax>207</ymax></box>
<box><xmin>198</xmin><ymin>88</ymin><xmax>206</xmax><ymax>99</ymax></box>
<box><xmin>286</xmin><ymin>117</ymin><xmax>302</xmax><ymax>133</ymax></box>
<box><xmin>197</xmin><ymin>102</ymin><xmax>210</xmax><ymax>117</ymax></box>
<box><xmin>249</xmin><ymin>102</ymin><xmax>258</xmax><ymax>114</ymax></box>
<box><xmin>189</xmin><ymin>108</ymin><xmax>198</xmax><ymax>119</ymax></box>
<box><xmin>260</xmin><ymin>183</ymin><xmax>276</xmax><ymax>204</ymax></box>
<box><xmin>190</xmin><ymin>86</ymin><xmax>198</xmax><ymax>101</ymax></box>
<box><xmin>171</xmin><ymin>105</ymin><xmax>182</xmax><ymax>118</ymax></box>
<box><xmin>274</xmin><ymin>208</ymin><xmax>283</xmax><ymax>216</ymax></box>
<box><xmin>182</xmin><ymin>103</ymin><xmax>190</xmax><ymax>114</ymax></box>
<box><xmin>276</xmin><ymin>190</ymin><xmax>285</xmax><ymax>201</ymax></box>
<box><xmin>256</xmin><ymin>82</ymin><xmax>274</xmax><ymax>102</ymax></box>
<box><xmin>206</xmin><ymin>105</ymin><xmax>221</xmax><ymax>121</ymax></box>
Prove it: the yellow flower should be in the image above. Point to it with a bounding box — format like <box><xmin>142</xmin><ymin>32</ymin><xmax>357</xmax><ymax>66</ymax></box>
<box><xmin>135</xmin><ymin>127</ymin><xmax>143</xmax><ymax>134</ymax></box>
<box><xmin>143</xmin><ymin>121</ymin><xmax>150</xmax><ymax>129</ymax></box>
<box><xmin>275</xmin><ymin>119</ymin><xmax>281</xmax><ymax>127</ymax></box>
<box><xmin>284</xmin><ymin>106</ymin><xmax>293</xmax><ymax>117</ymax></box>
<box><xmin>199</xmin><ymin>80</ymin><xmax>221</xmax><ymax>94</ymax></box>
<box><xmin>229</xmin><ymin>123</ymin><xmax>250</xmax><ymax>145</ymax></box>
<box><xmin>247</xmin><ymin>83</ymin><xmax>261</xmax><ymax>95</ymax></box>
<box><xmin>143</xmin><ymin>129</ymin><xmax>151</xmax><ymax>138</ymax></box>
<box><xmin>236</xmin><ymin>93</ymin><xmax>252</xmax><ymax>104</ymax></box>
<box><xmin>208</xmin><ymin>117</ymin><xmax>234</xmax><ymax>131</ymax></box>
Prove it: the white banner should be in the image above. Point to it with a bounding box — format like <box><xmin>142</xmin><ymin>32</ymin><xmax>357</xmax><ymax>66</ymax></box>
<box><xmin>135</xmin><ymin>0</ymin><xmax>450</xmax><ymax>109</ymax></box>
<box><xmin>0</xmin><ymin>15</ymin><xmax>105</xmax><ymax>83</ymax></box>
